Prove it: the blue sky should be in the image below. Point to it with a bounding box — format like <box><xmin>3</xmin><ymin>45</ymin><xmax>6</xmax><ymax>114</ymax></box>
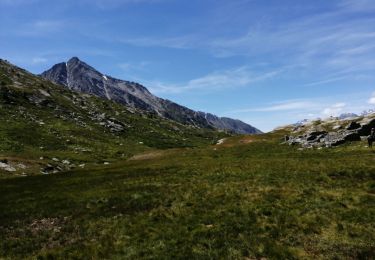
<box><xmin>1</xmin><ymin>0</ymin><xmax>375</xmax><ymax>131</ymax></box>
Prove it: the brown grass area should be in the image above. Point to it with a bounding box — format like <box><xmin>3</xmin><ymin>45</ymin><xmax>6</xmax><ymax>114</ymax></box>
<box><xmin>216</xmin><ymin>135</ymin><xmax>261</xmax><ymax>147</ymax></box>
<box><xmin>128</xmin><ymin>150</ymin><xmax>166</xmax><ymax>161</ymax></box>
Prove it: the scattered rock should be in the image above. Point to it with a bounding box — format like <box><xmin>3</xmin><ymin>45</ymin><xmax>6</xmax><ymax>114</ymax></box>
<box><xmin>17</xmin><ymin>163</ymin><xmax>27</xmax><ymax>169</ymax></box>
<box><xmin>0</xmin><ymin>162</ymin><xmax>16</xmax><ymax>172</ymax></box>
<box><xmin>287</xmin><ymin>129</ymin><xmax>361</xmax><ymax>148</ymax></box>
<box><xmin>285</xmin><ymin>115</ymin><xmax>375</xmax><ymax>148</ymax></box>
<box><xmin>41</xmin><ymin>164</ymin><xmax>62</xmax><ymax>174</ymax></box>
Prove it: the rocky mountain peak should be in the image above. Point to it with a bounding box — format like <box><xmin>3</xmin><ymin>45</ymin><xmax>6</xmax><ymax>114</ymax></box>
<box><xmin>66</xmin><ymin>57</ymin><xmax>100</xmax><ymax>77</ymax></box>
<box><xmin>68</xmin><ymin>56</ymin><xmax>80</xmax><ymax>64</ymax></box>
<box><xmin>41</xmin><ymin>58</ymin><xmax>261</xmax><ymax>134</ymax></box>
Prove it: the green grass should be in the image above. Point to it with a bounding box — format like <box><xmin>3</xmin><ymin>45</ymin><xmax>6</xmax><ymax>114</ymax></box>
<box><xmin>0</xmin><ymin>59</ymin><xmax>227</xmax><ymax>178</ymax></box>
<box><xmin>1</xmin><ymin>132</ymin><xmax>374</xmax><ymax>259</ymax></box>
<box><xmin>0</xmin><ymin>59</ymin><xmax>374</xmax><ymax>259</ymax></box>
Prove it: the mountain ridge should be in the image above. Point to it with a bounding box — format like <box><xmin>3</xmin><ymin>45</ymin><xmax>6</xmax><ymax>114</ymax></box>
<box><xmin>0</xmin><ymin>57</ymin><xmax>228</xmax><ymax>176</ymax></box>
<box><xmin>41</xmin><ymin>57</ymin><xmax>262</xmax><ymax>134</ymax></box>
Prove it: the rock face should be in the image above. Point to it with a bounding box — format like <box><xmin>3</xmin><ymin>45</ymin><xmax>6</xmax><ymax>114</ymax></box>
<box><xmin>284</xmin><ymin>116</ymin><xmax>375</xmax><ymax>148</ymax></box>
<box><xmin>41</xmin><ymin>57</ymin><xmax>261</xmax><ymax>134</ymax></box>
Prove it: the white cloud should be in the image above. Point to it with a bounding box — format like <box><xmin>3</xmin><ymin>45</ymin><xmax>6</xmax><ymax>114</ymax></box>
<box><xmin>368</xmin><ymin>92</ymin><xmax>375</xmax><ymax>105</ymax></box>
<box><xmin>321</xmin><ymin>102</ymin><xmax>346</xmax><ymax>117</ymax></box>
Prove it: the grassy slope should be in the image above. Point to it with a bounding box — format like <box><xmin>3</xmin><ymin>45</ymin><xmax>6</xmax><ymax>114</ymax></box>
<box><xmin>0</xmin><ymin>59</ymin><xmax>226</xmax><ymax>178</ymax></box>
<box><xmin>1</xmin><ymin>132</ymin><xmax>374</xmax><ymax>259</ymax></box>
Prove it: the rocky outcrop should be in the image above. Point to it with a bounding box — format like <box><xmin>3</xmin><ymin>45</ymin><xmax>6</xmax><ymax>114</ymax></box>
<box><xmin>41</xmin><ymin>57</ymin><xmax>261</xmax><ymax>134</ymax></box>
<box><xmin>284</xmin><ymin>117</ymin><xmax>375</xmax><ymax>148</ymax></box>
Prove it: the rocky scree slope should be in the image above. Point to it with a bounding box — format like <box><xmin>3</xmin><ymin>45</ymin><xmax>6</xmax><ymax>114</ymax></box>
<box><xmin>0</xmin><ymin>58</ymin><xmax>227</xmax><ymax>177</ymax></box>
<box><xmin>41</xmin><ymin>57</ymin><xmax>261</xmax><ymax>134</ymax></box>
<box><xmin>278</xmin><ymin>114</ymin><xmax>375</xmax><ymax>148</ymax></box>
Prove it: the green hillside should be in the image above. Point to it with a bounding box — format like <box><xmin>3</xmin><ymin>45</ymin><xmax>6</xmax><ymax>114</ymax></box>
<box><xmin>1</xmin><ymin>132</ymin><xmax>374</xmax><ymax>259</ymax></box>
<box><xmin>0</xmin><ymin>59</ymin><xmax>227</xmax><ymax>178</ymax></box>
<box><xmin>0</xmin><ymin>60</ymin><xmax>374</xmax><ymax>259</ymax></box>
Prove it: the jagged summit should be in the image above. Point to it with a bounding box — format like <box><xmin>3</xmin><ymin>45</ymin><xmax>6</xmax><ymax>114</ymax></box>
<box><xmin>68</xmin><ymin>56</ymin><xmax>80</xmax><ymax>63</ymax></box>
<box><xmin>41</xmin><ymin>57</ymin><xmax>261</xmax><ymax>134</ymax></box>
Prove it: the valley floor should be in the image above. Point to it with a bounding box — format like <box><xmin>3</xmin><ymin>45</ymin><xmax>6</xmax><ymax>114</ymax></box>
<box><xmin>1</xmin><ymin>132</ymin><xmax>375</xmax><ymax>259</ymax></box>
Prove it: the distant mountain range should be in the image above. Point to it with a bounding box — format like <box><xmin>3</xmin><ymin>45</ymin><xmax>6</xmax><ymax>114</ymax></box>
<box><xmin>292</xmin><ymin>111</ymin><xmax>375</xmax><ymax>127</ymax></box>
<box><xmin>41</xmin><ymin>57</ymin><xmax>261</xmax><ymax>134</ymax></box>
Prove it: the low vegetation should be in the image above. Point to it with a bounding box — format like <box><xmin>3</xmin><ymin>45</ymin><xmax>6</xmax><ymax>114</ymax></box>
<box><xmin>1</xmin><ymin>132</ymin><xmax>374</xmax><ymax>259</ymax></box>
<box><xmin>0</xmin><ymin>59</ymin><xmax>226</xmax><ymax>178</ymax></box>
<box><xmin>0</xmin><ymin>59</ymin><xmax>374</xmax><ymax>259</ymax></box>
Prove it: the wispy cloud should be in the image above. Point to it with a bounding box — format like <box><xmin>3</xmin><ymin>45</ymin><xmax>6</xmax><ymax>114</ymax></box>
<box><xmin>339</xmin><ymin>0</ymin><xmax>375</xmax><ymax>12</ymax></box>
<box><xmin>31</xmin><ymin>57</ymin><xmax>48</xmax><ymax>64</ymax></box>
<box><xmin>0</xmin><ymin>0</ymin><xmax>39</xmax><ymax>5</ymax></box>
<box><xmin>225</xmin><ymin>94</ymin><xmax>372</xmax><ymax>131</ymax></box>
<box><xmin>225</xmin><ymin>94</ymin><xmax>371</xmax><ymax>119</ymax></box>
<box><xmin>210</xmin><ymin>10</ymin><xmax>375</xmax><ymax>66</ymax></box>
<box><xmin>321</xmin><ymin>102</ymin><xmax>347</xmax><ymax>117</ymax></box>
<box><xmin>302</xmin><ymin>76</ymin><xmax>348</xmax><ymax>87</ymax></box>
<box><xmin>119</xmin><ymin>35</ymin><xmax>195</xmax><ymax>49</ymax></box>
<box><xmin>147</xmin><ymin>66</ymin><xmax>283</xmax><ymax>94</ymax></box>
<box><xmin>368</xmin><ymin>92</ymin><xmax>375</xmax><ymax>105</ymax></box>
<box><xmin>112</xmin><ymin>0</ymin><xmax>375</xmax><ymax>84</ymax></box>
<box><xmin>15</xmin><ymin>20</ymin><xmax>66</xmax><ymax>36</ymax></box>
<box><xmin>89</xmin><ymin>0</ymin><xmax>167</xmax><ymax>9</ymax></box>
<box><xmin>231</xmin><ymin>101</ymin><xmax>317</xmax><ymax>113</ymax></box>
<box><xmin>119</xmin><ymin>61</ymin><xmax>151</xmax><ymax>72</ymax></box>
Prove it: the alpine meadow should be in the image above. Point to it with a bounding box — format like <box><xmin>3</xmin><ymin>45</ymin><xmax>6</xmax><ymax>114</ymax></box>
<box><xmin>1</xmin><ymin>0</ymin><xmax>375</xmax><ymax>259</ymax></box>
